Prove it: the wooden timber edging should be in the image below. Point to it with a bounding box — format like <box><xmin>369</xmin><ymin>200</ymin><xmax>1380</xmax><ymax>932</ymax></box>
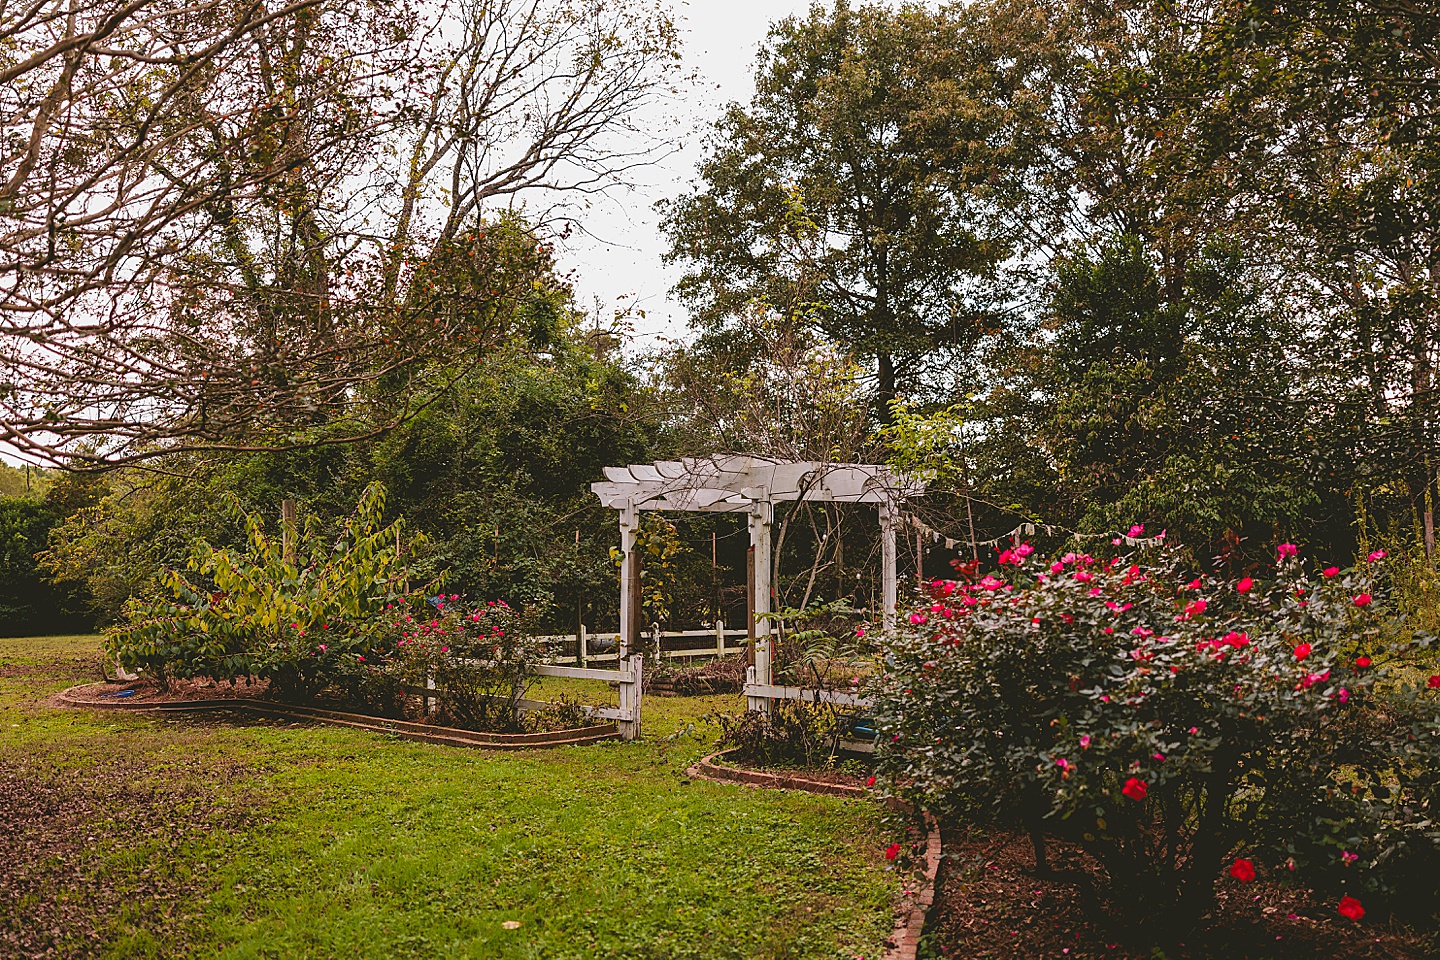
<box><xmin>685</xmin><ymin>747</ymin><xmax>867</xmax><ymax>798</ymax></box>
<box><xmin>684</xmin><ymin>748</ymin><xmax>943</xmax><ymax>960</ymax></box>
<box><xmin>56</xmin><ymin>683</ymin><xmax>620</xmax><ymax>750</ymax></box>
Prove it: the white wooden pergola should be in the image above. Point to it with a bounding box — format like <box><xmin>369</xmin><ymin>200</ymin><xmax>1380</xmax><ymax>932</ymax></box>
<box><xmin>591</xmin><ymin>455</ymin><xmax>924</xmax><ymax>711</ymax></box>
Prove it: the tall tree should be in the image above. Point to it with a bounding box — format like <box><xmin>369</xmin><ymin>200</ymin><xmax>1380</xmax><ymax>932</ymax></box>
<box><xmin>660</xmin><ymin>0</ymin><xmax>1058</xmax><ymax>417</ymax></box>
<box><xmin>0</xmin><ymin>0</ymin><xmax>679</xmax><ymax>467</ymax></box>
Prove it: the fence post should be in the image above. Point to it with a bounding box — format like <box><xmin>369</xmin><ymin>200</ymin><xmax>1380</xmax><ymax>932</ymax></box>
<box><xmin>425</xmin><ymin>667</ymin><xmax>437</xmax><ymax>716</ymax></box>
<box><xmin>578</xmin><ymin>624</ymin><xmax>588</xmax><ymax>667</ymax></box>
<box><xmin>630</xmin><ymin>654</ymin><xmax>643</xmax><ymax>740</ymax></box>
<box><xmin>715</xmin><ymin>618</ymin><xmax>725</xmax><ymax>658</ymax></box>
<box><xmin>616</xmin><ymin>653</ymin><xmax>644</xmax><ymax>741</ymax></box>
<box><xmin>746</xmin><ymin>663</ymin><xmax>764</xmax><ymax>713</ymax></box>
<box><xmin>651</xmin><ymin>622</ymin><xmax>662</xmax><ymax>663</ymax></box>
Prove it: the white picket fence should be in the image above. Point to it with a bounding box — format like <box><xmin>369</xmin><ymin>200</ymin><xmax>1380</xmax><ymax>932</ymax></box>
<box><xmin>421</xmin><ymin>655</ymin><xmax>646</xmax><ymax>741</ymax></box>
<box><xmin>533</xmin><ymin>621</ymin><xmax>751</xmax><ymax>666</ymax></box>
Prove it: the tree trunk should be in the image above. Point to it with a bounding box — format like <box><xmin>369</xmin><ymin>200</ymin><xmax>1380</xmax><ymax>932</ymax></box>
<box><xmin>877</xmin><ymin>351</ymin><xmax>896</xmax><ymax>424</ymax></box>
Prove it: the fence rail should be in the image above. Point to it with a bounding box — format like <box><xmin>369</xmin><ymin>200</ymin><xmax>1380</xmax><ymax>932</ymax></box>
<box><xmin>416</xmin><ymin>656</ymin><xmax>645</xmax><ymax>740</ymax></box>
<box><xmin>534</xmin><ymin>622</ymin><xmax>751</xmax><ymax>666</ymax></box>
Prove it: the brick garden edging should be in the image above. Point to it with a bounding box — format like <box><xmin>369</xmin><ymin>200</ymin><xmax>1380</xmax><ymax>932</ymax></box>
<box><xmin>685</xmin><ymin>749</ymin><xmax>943</xmax><ymax>960</ymax></box>
<box><xmin>57</xmin><ymin>683</ymin><xmax>620</xmax><ymax>750</ymax></box>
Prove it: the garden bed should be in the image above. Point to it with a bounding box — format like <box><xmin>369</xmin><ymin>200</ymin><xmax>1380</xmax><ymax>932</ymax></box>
<box><xmin>57</xmin><ymin>681</ymin><xmax>619</xmax><ymax>750</ymax></box>
<box><xmin>923</xmin><ymin>826</ymin><xmax>1432</xmax><ymax>960</ymax></box>
<box><xmin>687</xmin><ymin>747</ymin><xmax>869</xmax><ymax>797</ymax></box>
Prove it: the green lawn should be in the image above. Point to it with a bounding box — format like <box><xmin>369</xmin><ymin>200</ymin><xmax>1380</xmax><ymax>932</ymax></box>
<box><xmin>0</xmin><ymin>636</ymin><xmax>899</xmax><ymax>960</ymax></box>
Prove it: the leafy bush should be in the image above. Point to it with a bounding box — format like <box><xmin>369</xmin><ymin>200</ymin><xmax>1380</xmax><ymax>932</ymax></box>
<box><xmin>713</xmin><ymin>700</ymin><xmax>838</xmax><ymax>768</ymax></box>
<box><xmin>392</xmin><ymin>597</ymin><xmax>543</xmax><ymax>733</ymax></box>
<box><xmin>872</xmin><ymin>540</ymin><xmax>1440</xmax><ymax>925</ymax></box>
<box><xmin>107</xmin><ymin>483</ymin><xmax>431</xmax><ymax>698</ymax></box>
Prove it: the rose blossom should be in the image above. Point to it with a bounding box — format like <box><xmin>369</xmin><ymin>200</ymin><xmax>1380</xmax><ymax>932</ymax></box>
<box><xmin>1337</xmin><ymin>896</ymin><xmax>1365</xmax><ymax>921</ymax></box>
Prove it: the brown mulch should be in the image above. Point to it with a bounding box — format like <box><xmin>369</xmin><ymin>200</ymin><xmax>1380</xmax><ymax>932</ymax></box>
<box><xmin>925</xmin><ymin>827</ymin><xmax>1432</xmax><ymax>960</ymax></box>
<box><xmin>0</xmin><ymin>756</ymin><xmax>258</xmax><ymax>960</ymax></box>
<box><xmin>59</xmin><ymin>677</ymin><xmax>270</xmax><ymax>706</ymax></box>
<box><xmin>738</xmin><ymin>762</ymin><xmax>869</xmax><ymax>789</ymax></box>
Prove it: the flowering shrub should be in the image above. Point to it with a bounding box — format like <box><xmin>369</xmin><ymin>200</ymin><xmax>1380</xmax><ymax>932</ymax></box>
<box><xmin>872</xmin><ymin>541</ymin><xmax>1440</xmax><ymax>923</ymax></box>
<box><xmin>390</xmin><ymin>597</ymin><xmax>543</xmax><ymax>732</ymax></box>
<box><xmin>108</xmin><ymin>484</ymin><xmax>432</xmax><ymax>700</ymax></box>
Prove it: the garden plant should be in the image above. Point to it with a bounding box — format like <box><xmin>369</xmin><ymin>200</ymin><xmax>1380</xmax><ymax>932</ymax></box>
<box><xmin>873</xmin><ymin>538</ymin><xmax>1440</xmax><ymax>928</ymax></box>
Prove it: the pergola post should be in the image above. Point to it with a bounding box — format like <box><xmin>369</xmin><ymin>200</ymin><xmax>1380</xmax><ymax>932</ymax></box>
<box><xmin>618</xmin><ymin>502</ymin><xmax>639</xmax><ymax>658</ymax></box>
<box><xmin>880</xmin><ymin>500</ymin><xmax>898</xmax><ymax>633</ymax></box>
<box><xmin>747</xmin><ymin>500</ymin><xmax>774</xmax><ymax>712</ymax></box>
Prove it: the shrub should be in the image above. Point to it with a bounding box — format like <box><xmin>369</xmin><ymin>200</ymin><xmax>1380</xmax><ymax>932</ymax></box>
<box><xmin>392</xmin><ymin>597</ymin><xmax>543</xmax><ymax>733</ymax></box>
<box><xmin>713</xmin><ymin>700</ymin><xmax>838</xmax><ymax>768</ymax></box>
<box><xmin>107</xmin><ymin>483</ymin><xmax>431</xmax><ymax>698</ymax></box>
<box><xmin>872</xmin><ymin>541</ymin><xmax>1440</xmax><ymax>925</ymax></box>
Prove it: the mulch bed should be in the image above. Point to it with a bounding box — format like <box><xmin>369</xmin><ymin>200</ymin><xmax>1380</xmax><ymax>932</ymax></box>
<box><xmin>926</xmin><ymin>826</ymin><xmax>1433</xmax><ymax>960</ymax></box>
<box><xmin>58</xmin><ymin>676</ymin><xmax>270</xmax><ymax>706</ymax></box>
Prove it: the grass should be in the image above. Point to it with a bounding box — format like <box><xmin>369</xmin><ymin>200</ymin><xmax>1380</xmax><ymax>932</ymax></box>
<box><xmin>1</xmin><ymin>636</ymin><xmax>899</xmax><ymax>960</ymax></box>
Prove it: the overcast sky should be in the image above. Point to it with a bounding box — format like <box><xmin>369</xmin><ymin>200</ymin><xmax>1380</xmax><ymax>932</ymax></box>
<box><xmin>554</xmin><ymin>0</ymin><xmax>818</xmax><ymax>348</ymax></box>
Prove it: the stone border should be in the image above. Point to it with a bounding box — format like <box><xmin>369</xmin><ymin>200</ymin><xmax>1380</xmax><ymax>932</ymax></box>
<box><xmin>886</xmin><ymin>811</ymin><xmax>942</xmax><ymax>960</ymax></box>
<box><xmin>56</xmin><ymin>683</ymin><xmax>619</xmax><ymax>750</ymax></box>
<box><xmin>685</xmin><ymin>749</ymin><xmax>943</xmax><ymax>960</ymax></box>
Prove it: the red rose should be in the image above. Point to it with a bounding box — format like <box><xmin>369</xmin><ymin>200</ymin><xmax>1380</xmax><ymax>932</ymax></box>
<box><xmin>1236</xmin><ymin>577</ymin><xmax>1253</xmax><ymax>594</ymax></box>
<box><xmin>1229</xmin><ymin>858</ymin><xmax>1256</xmax><ymax>883</ymax></box>
<box><xmin>1428</xmin><ymin>675</ymin><xmax>1440</xmax><ymax>689</ymax></box>
<box><xmin>1353</xmin><ymin>593</ymin><xmax>1372</xmax><ymax>607</ymax></box>
<box><xmin>1293</xmin><ymin>643</ymin><xmax>1312</xmax><ymax>661</ymax></box>
<box><xmin>885</xmin><ymin>842</ymin><xmax>902</xmax><ymax>861</ymax></box>
<box><xmin>1322</xmin><ymin>566</ymin><xmax>1339</xmax><ymax>578</ymax></box>
<box><xmin>1121</xmin><ymin>777</ymin><xmax>1148</xmax><ymax>801</ymax></box>
<box><xmin>866</xmin><ymin>776</ymin><xmax>876</xmax><ymax>787</ymax></box>
<box><xmin>1354</xmin><ymin>656</ymin><xmax>1371</xmax><ymax>669</ymax></box>
<box><xmin>1337</xmin><ymin>895</ymin><xmax>1365</xmax><ymax>921</ymax></box>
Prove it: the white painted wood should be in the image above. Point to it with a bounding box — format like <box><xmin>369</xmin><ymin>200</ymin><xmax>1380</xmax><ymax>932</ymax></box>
<box><xmin>745</xmin><ymin>664</ymin><xmax>764</xmax><ymax>713</ymax></box>
<box><xmin>880</xmin><ymin>500</ymin><xmax>898</xmax><ymax>634</ymax></box>
<box><xmin>425</xmin><ymin>668</ymin><xmax>438</xmax><ymax>716</ymax></box>
<box><xmin>743</xmin><ymin>682</ymin><xmax>874</xmax><ymax>709</ymax></box>
<box><xmin>578</xmin><ymin>624</ymin><xmax>588</xmax><ymax>666</ymax></box>
<box><xmin>618</xmin><ymin>502</ymin><xmax>638</xmax><ymax>658</ymax></box>
<box><xmin>748</xmin><ymin>500</ymin><xmax>774</xmax><ymax>713</ymax></box>
<box><xmin>715</xmin><ymin>618</ymin><xmax>725</xmax><ymax>658</ymax></box>
<box><xmin>530</xmin><ymin>663</ymin><xmax>634</xmax><ymax>683</ymax></box>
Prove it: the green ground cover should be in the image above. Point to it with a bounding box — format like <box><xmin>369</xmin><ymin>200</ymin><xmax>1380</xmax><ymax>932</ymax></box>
<box><xmin>1</xmin><ymin>636</ymin><xmax>897</xmax><ymax>960</ymax></box>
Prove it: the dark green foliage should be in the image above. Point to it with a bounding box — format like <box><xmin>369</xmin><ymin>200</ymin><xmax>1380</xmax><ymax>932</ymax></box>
<box><xmin>661</xmin><ymin>0</ymin><xmax>1053</xmax><ymax>411</ymax></box>
<box><xmin>0</xmin><ymin>491</ymin><xmax>92</xmax><ymax>637</ymax></box>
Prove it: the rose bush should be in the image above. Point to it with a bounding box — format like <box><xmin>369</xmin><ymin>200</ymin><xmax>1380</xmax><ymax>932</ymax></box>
<box><xmin>390</xmin><ymin>597</ymin><xmax>544</xmax><ymax>732</ymax></box>
<box><xmin>872</xmin><ymin>541</ymin><xmax>1440</xmax><ymax>924</ymax></box>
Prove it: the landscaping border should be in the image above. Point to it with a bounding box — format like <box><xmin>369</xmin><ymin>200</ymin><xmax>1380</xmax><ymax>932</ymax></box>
<box><xmin>685</xmin><ymin>749</ymin><xmax>943</xmax><ymax>960</ymax></box>
<box><xmin>56</xmin><ymin>683</ymin><xmax>619</xmax><ymax>750</ymax></box>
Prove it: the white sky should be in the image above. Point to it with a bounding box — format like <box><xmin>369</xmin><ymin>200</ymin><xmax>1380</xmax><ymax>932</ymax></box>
<box><xmin>555</xmin><ymin>0</ymin><xmax>818</xmax><ymax>348</ymax></box>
